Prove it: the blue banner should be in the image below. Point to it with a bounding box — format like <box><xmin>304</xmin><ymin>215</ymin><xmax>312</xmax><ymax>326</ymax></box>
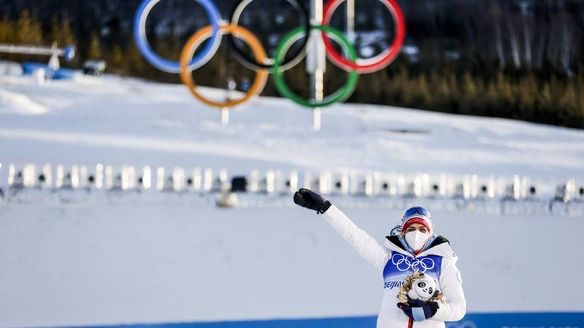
<box><xmin>77</xmin><ymin>313</ymin><xmax>584</xmax><ymax>328</ymax></box>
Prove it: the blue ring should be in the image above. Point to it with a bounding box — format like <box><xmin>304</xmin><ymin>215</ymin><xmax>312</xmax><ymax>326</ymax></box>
<box><xmin>133</xmin><ymin>0</ymin><xmax>221</xmax><ymax>73</ymax></box>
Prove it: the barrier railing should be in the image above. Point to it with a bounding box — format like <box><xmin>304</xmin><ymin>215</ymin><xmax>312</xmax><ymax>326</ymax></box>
<box><xmin>1</xmin><ymin>162</ymin><xmax>582</xmax><ymax>215</ymax></box>
<box><xmin>0</xmin><ymin>43</ymin><xmax>76</xmax><ymax>82</ymax></box>
<box><xmin>0</xmin><ymin>43</ymin><xmax>75</xmax><ymax>69</ymax></box>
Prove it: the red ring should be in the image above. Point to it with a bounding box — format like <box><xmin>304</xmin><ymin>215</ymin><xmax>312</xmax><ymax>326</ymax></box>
<box><xmin>322</xmin><ymin>0</ymin><xmax>406</xmax><ymax>73</ymax></box>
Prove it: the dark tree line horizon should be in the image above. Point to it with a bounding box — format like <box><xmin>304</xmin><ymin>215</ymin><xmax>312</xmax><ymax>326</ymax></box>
<box><xmin>1</xmin><ymin>0</ymin><xmax>583</xmax><ymax>128</ymax></box>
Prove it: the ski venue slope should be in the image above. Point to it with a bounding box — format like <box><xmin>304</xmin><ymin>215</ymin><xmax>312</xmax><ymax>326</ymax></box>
<box><xmin>0</xmin><ymin>69</ymin><xmax>584</xmax><ymax>327</ymax></box>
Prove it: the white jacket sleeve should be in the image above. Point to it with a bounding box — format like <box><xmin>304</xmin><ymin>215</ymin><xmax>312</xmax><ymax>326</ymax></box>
<box><xmin>432</xmin><ymin>258</ymin><xmax>467</xmax><ymax>322</ymax></box>
<box><xmin>322</xmin><ymin>205</ymin><xmax>389</xmax><ymax>272</ymax></box>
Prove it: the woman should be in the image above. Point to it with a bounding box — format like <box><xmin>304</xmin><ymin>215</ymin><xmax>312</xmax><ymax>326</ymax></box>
<box><xmin>294</xmin><ymin>188</ymin><xmax>466</xmax><ymax>328</ymax></box>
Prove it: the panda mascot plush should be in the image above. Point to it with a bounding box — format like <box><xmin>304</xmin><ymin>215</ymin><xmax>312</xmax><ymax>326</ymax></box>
<box><xmin>398</xmin><ymin>272</ymin><xmax>444</xmax><ymax>303</ymax></box>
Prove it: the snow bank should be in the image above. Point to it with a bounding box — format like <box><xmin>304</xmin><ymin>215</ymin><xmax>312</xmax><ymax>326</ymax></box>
<box><xmin>0</xmin><ymin>88</ymin><xmax>49</xmax><ymax>115</ymax></box>
<box><xmin>0</xmin><ymin>202</ymin><xmax>583</xmax><ymax>328</ymax></box>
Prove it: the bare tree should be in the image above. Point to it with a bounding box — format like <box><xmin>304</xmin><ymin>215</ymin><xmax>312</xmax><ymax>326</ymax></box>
<box><xmin>491</xmin><ymin>2</ymin><xmax>506</xmax><ymax>69</ymax></box>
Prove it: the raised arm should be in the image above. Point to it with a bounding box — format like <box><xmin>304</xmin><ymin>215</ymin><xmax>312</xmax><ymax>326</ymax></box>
<box><xmin>322</xmin><ymin>204</ymin><xmax>389</xmax><ymax>271</ymax></box>
<box><xmin>294</xmin><ymin>189</ymin><xmax>389</xmax><ymax>272</ymax></box>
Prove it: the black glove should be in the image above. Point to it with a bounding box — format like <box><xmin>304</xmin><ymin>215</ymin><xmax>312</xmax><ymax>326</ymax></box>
<box><xmin>397</xmin><ymin>299</ymin><xmax>439</xmax><ymax>321</ymax></box>
<box><xmin>293</xmin><ymin>188</ymin><xmax>332</xmax><ymax>214</ymax></box>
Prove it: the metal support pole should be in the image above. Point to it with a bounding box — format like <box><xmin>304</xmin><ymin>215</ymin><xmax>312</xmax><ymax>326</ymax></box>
<box><xmin>221</xmin><ymin>77</ymin><xmax>236</xmax><ymax>126</ymax></box>
<box><xmin>311</xmin><ymin>70</ymin><xmax>323</xmax><ymax>131</ymax></box>
<box><xmin>313</xmin><ymin>108</ymin><xmax>322</xmax><ymax>131</ymax></box>
<box><xmin>347</xmin><ymin>0</ymin><xmax>356</xmax><ymax>44</ymax></box>
<box><xmin>221</xmin><ymin>107</ymin><xmax>230</xmax><ymax>125</ymax></box>
<box><xmin>307</xmin><ymin>0</ymin><xmax>326</xmax><ymax>131</ymax></box>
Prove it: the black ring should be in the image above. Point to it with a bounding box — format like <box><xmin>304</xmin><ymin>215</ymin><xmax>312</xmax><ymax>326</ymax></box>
<box><xmin>228</xmin><ymin>0</ymin><xmax>310</xmax><ymax>70</ymax></box>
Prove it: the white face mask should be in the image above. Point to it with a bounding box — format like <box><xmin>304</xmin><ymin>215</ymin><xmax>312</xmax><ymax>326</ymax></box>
<box><xmin>405</xmin><ymin>230</ymin><xmax>430</xmax><ymax>251</ymax></box>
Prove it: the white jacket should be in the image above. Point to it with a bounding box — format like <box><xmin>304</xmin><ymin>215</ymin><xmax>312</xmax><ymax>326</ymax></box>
<box><xmin>323</xmin><ymin>205</ymin><xmax>466</xmax><ymax>328</ymax></box>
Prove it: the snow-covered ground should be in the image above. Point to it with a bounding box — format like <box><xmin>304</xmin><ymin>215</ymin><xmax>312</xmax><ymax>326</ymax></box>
<box><xmin>1</xmin><ymin>202</ymin><xmax>583</xmax><ymax>328</ymax></box>
<box><xmin>1</xmin><ymin>64</ymin><xmax>584</xmax><ymax>327</ymax></box>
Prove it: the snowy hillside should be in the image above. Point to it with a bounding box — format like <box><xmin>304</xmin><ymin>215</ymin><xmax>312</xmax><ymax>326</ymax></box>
<box><xmin>1</xmin><ymin>64</ymin><xmax>584</xmax><ymax>328</ymax></box>
<box><xmin>1</xmin><ymin>70</ymin><xmax>584</xmax><ymax>180</ymax></box>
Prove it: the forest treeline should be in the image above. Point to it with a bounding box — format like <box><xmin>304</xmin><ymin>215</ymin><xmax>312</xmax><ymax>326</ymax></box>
<box><xmin>0</xmin><ymin>0</ymin><xmax>583</xmax><ymax>128</ymax></box>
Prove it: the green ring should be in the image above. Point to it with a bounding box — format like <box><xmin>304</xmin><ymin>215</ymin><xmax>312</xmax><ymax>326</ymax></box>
<box><xmin>273</xmin><ymin>25</ymin><xmax>359</xmax><ymax>108</ymax></box>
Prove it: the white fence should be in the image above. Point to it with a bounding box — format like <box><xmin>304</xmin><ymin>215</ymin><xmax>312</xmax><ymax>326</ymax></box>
<box><xmin>0</xmin><ymin>162</ymin><xmax>583</xmax><ymax>215</ymax></box>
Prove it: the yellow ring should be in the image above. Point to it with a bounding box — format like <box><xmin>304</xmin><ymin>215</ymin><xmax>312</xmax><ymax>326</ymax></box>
<box><xmin>180</xmin><ymin>24</ymin><xmax>269</xmax><ymax>109</ymax></box>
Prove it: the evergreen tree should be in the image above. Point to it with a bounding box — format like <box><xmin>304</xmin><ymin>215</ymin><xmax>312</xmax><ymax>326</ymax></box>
<box><xmin>485</xmin><ymin>81</ymin><xmax>500</xmax><ymax>116</ymax></box>
<box><xmin>416</xmin><ymin>73</ymin><xmax>433</xmax><ymax>109</ymax></box>
<box><xmin>395</xmin><ymin>66</ymin><xmax>414</xmax><ymax>106</ymax></box>
<box><xmin>50</xmin><ymin>15</ymin><xmax>78</xmax><ymax>65</ymax></box>
<box><xmin>517</xmin><ymin>74</ymin><xmax>538</xmax><ymax>121</ymax></box>
<box><xmin>577</xmin><ymin>91</ymin><xmax>584</xmax><ymax>127</ymax></box>
<box><xmin>15</xmin><ymin>10</ymin><xmax>43</xmax><ymax>45</ymax></box>
<box><xmin>50</xmin><ymin>16</ymin><xmax>76</xmax><ymax>47</ymax></box>
<box><xmin>88</xmin><ymin>31</ymin><xmax>103</xmax><ymax>60</ymax></box>
<box><xmin>460</xmin><ymin>71</ymin><xmax>478</xmax><ymax>114</ymax></box>
<box><xmin>445</xmin><ymin>70</ymin><xmax>458</xmax><ymax>112</ymax></box>
<box><xmin>577</xmin><ymin>71</ymin><xmax>584</xmax><ymax>125</ymax></box>
<box><xmin>127</xmin><ymin>41</ymin><xmax>147</xmax><ymax>75</ymax></box>
<box><xmin>109</xmin><ymin>45</ymin><xmax>127</xmax><ymax>75</ymax></box>
<box><xmin>431</xmin><ymin>70</ymin><xmax>450</xmax><ymax>110</ymax></box>
<box><xmin>536</xmin><ymin>82</ymin><xmax>553</xmax><ymax>121</ymax></box>
<box><xmin>558</xmin><ymin>82</ymin><xmax>577</xmax><ymax>116</ymax></box>
<box><xmin>495</xmin><ymin>71</ymin><xmax>515</xmax><ymax>116</ymax></box>
<box><xmin>0</xmin><ymin>16</ymin><xmax>16</xmax><ymax>43</ymax></box>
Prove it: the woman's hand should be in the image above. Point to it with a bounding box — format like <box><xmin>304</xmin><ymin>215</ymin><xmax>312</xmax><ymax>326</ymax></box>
<box><xmin>397</xmin><ymin>299</ymin><xmax>439</xmax><ymax>321</ymax></box>
<box><xmin>293</xmin><ymin>188</ymin><xmax>332</xmax><ymax>214</ymax></box>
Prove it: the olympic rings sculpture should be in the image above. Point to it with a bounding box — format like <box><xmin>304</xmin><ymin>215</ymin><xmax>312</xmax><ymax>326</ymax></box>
<box><xmin>134</xmin><ymin>0</ymin><xmax>406</xmax><ymax>109</ymax></box>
